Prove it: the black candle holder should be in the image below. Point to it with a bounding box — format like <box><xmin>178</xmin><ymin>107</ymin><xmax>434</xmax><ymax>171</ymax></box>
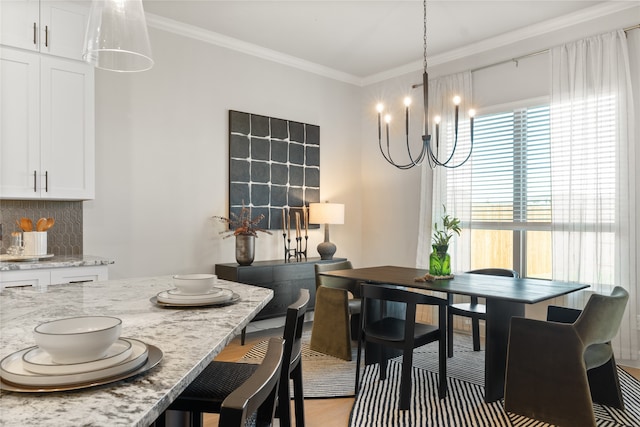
<box><xmin>283</xmin><ymin>233</ymin><xmax>308</xmax><ymax>262</ymax></box>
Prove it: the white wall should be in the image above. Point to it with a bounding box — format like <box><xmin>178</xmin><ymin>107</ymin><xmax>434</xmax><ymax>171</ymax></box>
<box><xmin>85</xmin><ymin>5</ymin><xmax>638</xmax><ymax>280</ymax></box>
<box><xmin>84</xmin><ymin>28</ymin><xmax>363</xmax><ymax>279</ymax></box>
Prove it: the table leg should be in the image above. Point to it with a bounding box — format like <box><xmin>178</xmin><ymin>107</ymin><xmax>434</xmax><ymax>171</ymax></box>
<box><xmin>484</xmin><ymin>299</ymin><xmax>524</xmax><ymax>402</ymax></box>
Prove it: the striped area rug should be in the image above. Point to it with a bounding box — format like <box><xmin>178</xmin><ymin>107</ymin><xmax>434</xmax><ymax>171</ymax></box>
<box><xmin>241</xmin><ymin>331</ymin><xmax>483</xmax><ymax>398</ymax></box>
<box><xmin>350</xmin><ymin>353</ymin><xmax>640</xmax><ymax>427</ymax></box>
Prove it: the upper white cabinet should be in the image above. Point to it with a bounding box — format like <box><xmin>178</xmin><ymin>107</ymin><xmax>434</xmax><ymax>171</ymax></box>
<box><xmin>0</xmin><ymin>0</ymin><xmax>90</xmax><ymax>61</ymax></box>
<box><xmin>0</xmin><ymin>46</ymin><xmax>95</xmax><ymax>200</ymax></box>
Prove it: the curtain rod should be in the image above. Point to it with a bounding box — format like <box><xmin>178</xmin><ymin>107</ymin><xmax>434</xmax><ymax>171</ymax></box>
<box><xmin>472</xmin><ymin>24</ymin><xmax>639</xmax><ymax>73</ymax></box>
<box><xmin>412</xmin><ymin>23</ymin><xmax>640</xmax><ymax>87</ymax></box>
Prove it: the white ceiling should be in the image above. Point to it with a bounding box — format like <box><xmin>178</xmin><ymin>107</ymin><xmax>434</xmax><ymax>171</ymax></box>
<box><xmin>141</xmin><ymin>1</ymin><xmax>622</xmax><ymax>80</ymax></box>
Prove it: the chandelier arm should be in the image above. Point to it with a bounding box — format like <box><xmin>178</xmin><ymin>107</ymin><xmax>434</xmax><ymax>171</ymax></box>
<box><xmin>378</xmin><ymin>125</ymin><xmax>422</xmax><ymax>170</ymax></box>
<box><xmin>441</xmin><ymin>139</ymin><xmax>474</xmax><ymax>168</ymax></box>
<box><xmin>431</xmin><ymin>126</ymin><xmax>474</xmax><ymax>168</ymax></box>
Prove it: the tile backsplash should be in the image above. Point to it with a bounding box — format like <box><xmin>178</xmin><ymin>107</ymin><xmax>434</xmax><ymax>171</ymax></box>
<box><xmin>0</xmin><ymin>200</ymin><xmax>83</xmax><ymax>255</ymax></box>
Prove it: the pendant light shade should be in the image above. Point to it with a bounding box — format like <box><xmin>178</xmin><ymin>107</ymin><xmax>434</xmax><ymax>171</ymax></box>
<box><xmin>83</xmin><ymin>0</ymin><xmax>154</xmax><ymax>72</ymax></box>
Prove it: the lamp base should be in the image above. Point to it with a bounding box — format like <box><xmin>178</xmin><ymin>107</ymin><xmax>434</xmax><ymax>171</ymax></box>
<box><xmin>317</xmin><ymin>241</ymin><xmax>337</xmax><ymax>260</ymax></box>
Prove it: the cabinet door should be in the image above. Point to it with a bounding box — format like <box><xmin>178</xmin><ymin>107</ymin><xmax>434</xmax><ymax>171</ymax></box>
<box><xmin>0</xmin><ymin>47</ymin><xmax>40</xmax><ymax>198</ymax></box>
<box><xmin>0</xmin><ymin>0</ymin><xmax>39</xmax><ymax>52</ymax></box>
<box><xmin>40</xmin><ymin>55</ymin><xmax>95</xmax><ymax>199</ymax></box>
<box><xmin>50</xmin><ymin>266</ymin><xmax>108</xmax><ymax>285</ymax></box>
<box><xmin>39</xmin><ymin>2</ymin><xmax>89</xmax><ymax>60</ymax></box>
<box><xmin>0</xmin><ymin>270</ymin><xmax>50</xmax><ymax>289</ymax></box>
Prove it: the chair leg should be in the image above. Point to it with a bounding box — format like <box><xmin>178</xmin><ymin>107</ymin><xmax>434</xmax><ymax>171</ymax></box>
<box><xmin>278</xmin><ymin>377</ymin><xmax>292</xmax><ymax>427</ymax></box>
<box><xmin>447</xmin><ymin>311</ymin><xmax>454</xmax><ymax>358</ymax></box>
<box><xmin>355</xmin><ymin>333</ymin><xmax>363</xmax><ymax>393</ymax></box>
<box><xmin>191</xmin><ymin>411</ymin><xmax>203</xmax><ymax>427</ymax></box>
<box><xmin>350</xmin><ymin>313</ymin><xmax>360</xmax><ymax>339</ymax></box>
<box><xmin>471</xmin><ymin>318</ymin><xmax>481</xmax><ymax>351</ymax></box>
<box><xmin>439</xmin><ymin>328</ymin><xmax>447</xmax><ymax>399</ymax></box>
<box><xmin>379</xmin><ymin>347</ymin><xmax>389</xmax><ymax>381</ymax></box>
<box><xmin>399</xmin><ymin>349</ymin><xmax>414</xmax><ymax>410</ymax></box>
<box><xmin>292</xmin><ymin>363</ymin><xmax>306</xmax><ymax>427</ymax></box>
<box><xmin>588</xmin><ymin>357</ymin><xmax>625</xmax><ymax>410</ymax></box>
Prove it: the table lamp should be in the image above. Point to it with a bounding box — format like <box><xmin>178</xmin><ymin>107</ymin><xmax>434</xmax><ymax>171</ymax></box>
<box><xmin>309</xmin><ymin>202</ymin><xmax>345</xmax><ymax>260</ymax></box>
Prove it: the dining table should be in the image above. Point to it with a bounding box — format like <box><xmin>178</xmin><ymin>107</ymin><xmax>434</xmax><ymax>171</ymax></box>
<box><xmin>0</xmin><ymin>275</ymin><xmax>273</xmax><ymax>426</ymax></box>
<box><xmin>319</xmin><ymin>265</ymin><xmax>589</xmax><ymax>402</ymax></box>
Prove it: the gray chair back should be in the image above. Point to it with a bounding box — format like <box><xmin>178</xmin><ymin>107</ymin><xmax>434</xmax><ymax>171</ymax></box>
<box><xmin>575</xmin><ymin>286</ymin><xmax>629</xmax><ymax>347</ymax></box>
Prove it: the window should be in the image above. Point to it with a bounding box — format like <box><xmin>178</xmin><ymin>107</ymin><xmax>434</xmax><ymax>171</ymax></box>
<box><xmin>454</xmin><ymin>98</ymin><xmax>618</xmax><ymax>282</ymax></box>
<box><xmin>457</xmin><ymin>105</ymin><xmax>552</xmax><ymax>278</ymax></box>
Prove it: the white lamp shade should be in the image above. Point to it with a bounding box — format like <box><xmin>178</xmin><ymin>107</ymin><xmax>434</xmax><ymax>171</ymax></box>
<box><xmin>309</xmin><ymin>203</ymin><xmax>345</xmax><ymax>225</ymax></box>
<box><xmin>83</xmin><ymin>0</ymin><xmax>154</xmax><ymax>72</ymax></box>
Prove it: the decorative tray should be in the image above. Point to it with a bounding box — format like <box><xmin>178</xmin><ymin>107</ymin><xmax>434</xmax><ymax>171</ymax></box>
<box><xmin>0</xmin><ymin>254</ymin><xmax>54</xmax><ymax>262</ymax></box>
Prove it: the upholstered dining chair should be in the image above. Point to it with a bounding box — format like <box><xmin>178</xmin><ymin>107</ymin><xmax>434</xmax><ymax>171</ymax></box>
<box><xmin>447</xmin><ymin>268</ymin><xmax>519</xmax><ymax>357</ymax></box>
<box><xmin>504</xmin><ymin>286</ymin><xmax>629</xmax><ymax>426</ymax></box>
<box><xmin>355</xmin><ymin>283</ymin><xmax>447</xmax><ymax>410</ymax></box>
<box><xmin>310</xmin><ymin>261</ymin><xmax>360</xmax><ymax>361</ymax></box>
<box><xmin>217</xmin><ymin>337</ymin><xmax>284</xmax><ymax>427</ymax></box>
<box><xmin>165</xmin><ymin>289</ymin><xmax>310</xmax><ymax>427</ymax></box>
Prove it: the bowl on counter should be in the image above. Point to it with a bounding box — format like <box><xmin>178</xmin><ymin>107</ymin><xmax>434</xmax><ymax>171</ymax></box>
<box><xmin>172</xmin><ymin>274</ymin><xmax>217</xmax><ymax>294</ymax></box>
<box><xmin>33</xmin><ymin>316</ymin><xmax>122</xmax><ymax>364</ymax></box>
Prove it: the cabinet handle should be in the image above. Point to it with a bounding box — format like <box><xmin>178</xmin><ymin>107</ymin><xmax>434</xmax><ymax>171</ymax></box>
<box><xmin>45</xmin><ymin>171</ymin><xmax>48</xmax><ymax>192</ymax></box>
<box><xmin>33</xmin><ymin>23</ymin><xmax>37</xmax><ymax>45</ymax></box>
<box><xmin>45</xmin><ymin>26</ymin><xmax>48</xmax><ymax>47</ymax></box>
<box><xmin>33</xmin><ymin>171</ymin><xmax>37</xmax><ymax>192</ymax></box>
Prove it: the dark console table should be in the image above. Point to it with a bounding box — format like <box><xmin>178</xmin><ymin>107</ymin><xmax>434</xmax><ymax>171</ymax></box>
<box><xmin>216</xmin><ymin>257</ymin><xmax>347</xmax><ymax>320</ymax></box>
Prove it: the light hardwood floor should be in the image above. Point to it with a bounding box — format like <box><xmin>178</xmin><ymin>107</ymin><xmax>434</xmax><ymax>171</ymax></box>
<box><xmin>201</xmin><ymin>327</ymin><xmax>640</xmax><ymax>427</ymax></box>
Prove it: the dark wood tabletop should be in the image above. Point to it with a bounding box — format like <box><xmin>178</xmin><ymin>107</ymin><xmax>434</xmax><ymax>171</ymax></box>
<box><xmin>319</xmin><ymin>265</ymin><xmax>590</xmax><ymax>304</ymax></box>
<box><xmin>320</xmin><ymin>265</ymin><xmax>590</xmax><ymax>402</ymax></box>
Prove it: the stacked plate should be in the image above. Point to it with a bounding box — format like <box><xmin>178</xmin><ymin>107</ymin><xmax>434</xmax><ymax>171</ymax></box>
<box><xmin>0</xmin><ymin>316</ymin><xmax>161</xmax><ymax>391</ymax></box>
<box><xmin>152</xmin><ymin>274</ymin><xmax>240</xmax><ymax>307</ymax></box>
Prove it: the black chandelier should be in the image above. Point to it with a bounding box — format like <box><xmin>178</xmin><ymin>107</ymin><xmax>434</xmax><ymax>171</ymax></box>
<box><xmin>376</xmin><ymin>0</ymin><xmax>475</xmax><ymax>170</ymax></box>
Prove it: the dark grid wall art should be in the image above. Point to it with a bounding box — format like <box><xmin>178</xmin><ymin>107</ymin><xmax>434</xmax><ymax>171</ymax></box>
<box><xmin>228</xmin><ymin>110</ymin><xmax>320</xmax><ymax>230</ymax></box>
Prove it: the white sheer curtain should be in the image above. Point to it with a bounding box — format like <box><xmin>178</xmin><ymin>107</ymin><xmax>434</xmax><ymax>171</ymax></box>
<box><xmin>550</xmin><ymin>30</ymin><xmax>637</xmax><ymax>361</ymax></box>
<box><xmin>416</xmin><ymin>71</ymin><xmax>473</xmax><ymax>270</ymax></box>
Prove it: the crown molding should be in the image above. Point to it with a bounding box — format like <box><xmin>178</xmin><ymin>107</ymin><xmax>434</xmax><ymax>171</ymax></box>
<box><xmin>361</xmin><ymin>1</ymin><xmax>638</xmax><ymax>86</ymax></box>
<box><xmin>146</xmin><ymin>1</ymin><xmax>637</xmax><ymax>88</ymax></box>
<box><xmin>145</xmin><ymin>13</ymin><xmax>362</xmax><ymax>86</ymax></box>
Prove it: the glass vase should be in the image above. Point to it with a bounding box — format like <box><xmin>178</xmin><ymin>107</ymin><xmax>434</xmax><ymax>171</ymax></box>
<box><xmin>429</xmin><ymin>245</ymin><xmax>451</xmax><ymax>276</ymax></box>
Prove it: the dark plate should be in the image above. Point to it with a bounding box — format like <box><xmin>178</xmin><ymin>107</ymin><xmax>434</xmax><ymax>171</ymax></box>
<box><xmin>150</xmin><ymin>293</ymin><xmax>240</xmax><ymax>308</ymax></box>
<box><xmin>0</xmin><ymin>345</ymin><xmax>163</xmax><ymax>393</ymax></box>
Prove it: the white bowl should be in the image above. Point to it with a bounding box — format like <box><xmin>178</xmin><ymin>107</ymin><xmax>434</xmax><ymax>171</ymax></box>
<box><xmin>33</xmin><ymin>316</ymin><xmax>122</xmax><ymax>364</ymax></box>
<box><xmin>173</xmin><ymin>274</ymin><xmax>217</xmax><ymax>294</ymax></box>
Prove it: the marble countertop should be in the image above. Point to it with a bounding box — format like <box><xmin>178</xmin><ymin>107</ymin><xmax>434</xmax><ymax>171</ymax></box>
<box><xmin>0</xmin><ymin>276</ymin><xmax>273</xmax><ymax>426</ymax></box>
<box><xmin>0</xmin><ymin>255</ymin><xmax>114</xmax><ymax>271</ymax></box>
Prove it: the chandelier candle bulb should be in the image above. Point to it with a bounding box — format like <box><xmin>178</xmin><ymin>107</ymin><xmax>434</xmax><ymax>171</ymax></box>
<box><xmin>405</xmin><ymin>97</ymin><xmax>411</xmax><ymax>135</ymax></box>
<box><xmin>376</xmin><ymin>104</ymin><xmax>384</xmax><ymax>140</ymax></box>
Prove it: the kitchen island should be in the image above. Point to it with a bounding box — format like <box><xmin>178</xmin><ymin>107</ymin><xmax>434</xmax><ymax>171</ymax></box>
<box><xmin>0</xmin><ymin>276</ymin><xmax>273</xmax><ymax>426</ymax></box>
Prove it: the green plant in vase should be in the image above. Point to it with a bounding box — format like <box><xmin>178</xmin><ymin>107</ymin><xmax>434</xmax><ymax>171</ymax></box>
<box><xmin>429</xmin><ymin>206</ymin><xmax>461</xmax><ymax>276</ymax></box>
